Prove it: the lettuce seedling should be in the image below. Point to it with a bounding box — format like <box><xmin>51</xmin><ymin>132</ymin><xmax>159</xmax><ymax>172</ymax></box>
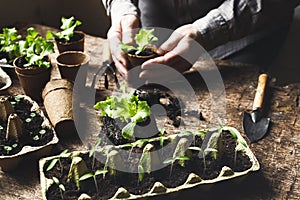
<box><xmin>17</xmin><ymin>27</ymin><xmax>54</xmax><ymax>68</ymax></box>
<box><xmin>119</xmin><ymin>28</ymin><xmax>158</xmax><ymax>55</ymax></box>
<box><xmin>94</xmin><ymin>94</ymin><xmax>151</xmax><ymax>139</ymax></box>
<box><xmin>0</xmin><ymin>27</ymin><xmax>21</xmax><ymax>63</ymax></box>
<box><xmin>46</xmin><ymin>16</ymin><xmax>82</xmax><ymax>41</ymax></box>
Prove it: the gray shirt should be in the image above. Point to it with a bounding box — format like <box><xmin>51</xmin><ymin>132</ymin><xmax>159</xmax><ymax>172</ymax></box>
<box><xmin>102</xmin><ymin>0</ymin><xmax>296</xmax><ymax>59</ymax></box>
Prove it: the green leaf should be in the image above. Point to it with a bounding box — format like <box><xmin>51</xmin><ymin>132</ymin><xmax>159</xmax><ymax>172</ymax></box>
<box><xmin>138</xmin><ymin>165</ymin><xmax>144</xmax><ymax>182</ymax></box>
<box><xmin>95</xmin><ymin>169</ymin><xmax>108</xmax><ymax>176</ymax></box>
<box><xmin>163</xmin><ymin>157</ymin><xmax>174</xmax><ymax>164</ymax></box>
<box><xmin>134</xmin><ymin>29</ymin><xmax>158</xmax><ymax>55</ymax></box>
<box><xmin>52</xmin><ymin>177</ymin><xmax>60</xmax><ymax>185</ymax></box>
<box><xmin>33</xmin><ymin>135</ymin><xmax>40</xmax><ymax>141</ymax></box>
<box><xmin>188</xmin><ymin>146</ymin><xmax>202</xmax><ymax>152</ymax></box>
<box><xmin>46</xmin><ymin>158</ymin><xmax>59</xmax><ymax>171</ymax></box>
<box><xmin>119</xmin><ymin>42</ymin><xmax>137</xmax><ymax>53</ymax></box>
<box><xmin>59</xmin><ymin>184</ymin><xmax>65</xmax><ymax>192</ymax></box>
<box><xmin>119</xmin><ymin>28</ymin><xmax>158</xmax><ymax>55</ymax></box>
<box><xmin>177</xmin><ymin>156</ymin><xmax>190</xmax><ymax>161</ymax></box>
<box><xmin>60</xmin><ymin>149</ymin><xmax>69</xmax><ymax>156</ymax></box>
<box><xmin>227</xmin><ymin>127</ymin><xmax>238</xmax><ymax>139</ymax></box>
<box><xmin>3</xmin><ymin>146</ymin><xmax>12</xmax><ymax>152</ymax></box>
<box><xmin>79</xmin><ymin>173</ymin><xmax>94</xmax><ymax>181</ymax></box>
<box><xmin>131</xmin><ymin>101</ymin><xmax>150</xmax><ymax>123</ymax></box>
<box><xmin>122</xmin><ymin>122</ymin><xmax>136</xmax><ymax>139</ymax></box>
<box><xmin>94</xmin><ymin>93</ymin><xmax>151</xmax><ymax>140</ymax></box>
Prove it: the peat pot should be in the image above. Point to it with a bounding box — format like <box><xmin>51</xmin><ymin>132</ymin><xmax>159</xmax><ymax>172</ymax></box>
<box><xmin>55</xmin><ymin>31</ymin><xmax>85</xmax><ymax>53</ymax></box>
<box><xmin>13</xmin><ymin>56</ymin><xmax>51</xmax><ymax>102</ymax></box>
<box><xmin>56</xmin><ymin>51</ymin><xmax>90</xmax><ymax>83</ymax></box>
<box><xmin>42</xmin><ymin>79</ymin><xmax>77</xmax><ymax>140</ymax></box>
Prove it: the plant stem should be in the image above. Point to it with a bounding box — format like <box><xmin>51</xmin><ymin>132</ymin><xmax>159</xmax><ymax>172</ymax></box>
<box><xmin>93</xmin><ymin>176</ymin><xmax>99</xmax><ymax>193</ymax></box>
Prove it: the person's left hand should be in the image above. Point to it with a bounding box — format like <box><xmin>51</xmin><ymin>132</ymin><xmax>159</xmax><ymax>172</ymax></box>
<box><xmin>139</xmin><ymin>24</ymin><xmax>202</xmax><ymax>83</ymax></box>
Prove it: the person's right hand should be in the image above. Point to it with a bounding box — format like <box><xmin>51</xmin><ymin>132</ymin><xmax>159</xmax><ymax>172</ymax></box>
<box><xmin>107</xmin><ymin>14</ymin><xmax>140</xmax><ymax>77</ymax></box>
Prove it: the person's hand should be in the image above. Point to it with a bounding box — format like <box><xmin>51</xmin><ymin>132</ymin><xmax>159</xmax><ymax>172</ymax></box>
<box><xmin>140</xmin><ymin>24</ymin><xmax>202</xmax><ymax>83</ymax></box>
<box><xmin>107</xmin><ymin>14</ymin><xmax>140</xmax><ymax>76</ymax></box>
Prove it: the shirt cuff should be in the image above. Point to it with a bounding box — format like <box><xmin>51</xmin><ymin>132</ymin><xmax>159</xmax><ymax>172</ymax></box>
<box><xmin>109</xmin><ymin>0</ymin><xmax>139</xmax><ymax>24</ymax></box>
<box><xmin>192</xmin><ymin>9</ymin><xmax>229</xmax><ymax>51</ymax></box>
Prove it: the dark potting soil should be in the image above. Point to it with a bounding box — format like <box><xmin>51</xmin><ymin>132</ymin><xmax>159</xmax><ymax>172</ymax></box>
<box><xmin>0</xmin><ymin>81</ymin><xmax>5</xmax><ymax>89</ymax></box>
<box><xmin>0</xmin><ymin>96</ymin><xmax>54</xmax><ymax>156</ymax></box>
<box><xmin>45</xmin><ymin>130</ymin><xmax>252</xmax><ymax>200</ymax></box>
<box><xmin>128</xmin><ymin>48</ymin><xmax>157</xmax><ymax>57</ymax></box>
<box><xmin>99</xmin><ymin>115</ymin><xmax>160</xmax><ymax>146</ymax></box>
<box><xmin>99</xmin><ymin>88</ymin><xmax>189</xmax><ymax>146</ymax></box>
<box><xmin>56</xmin><ymin>32</ymin><xmax>84</xmax><ymax>44</ymax></box>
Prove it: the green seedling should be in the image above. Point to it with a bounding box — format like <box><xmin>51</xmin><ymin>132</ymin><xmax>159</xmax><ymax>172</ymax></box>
<box><xmin>137</xmin><ymin>150</ymin><xmax>150</xmax><ymax>183</ymax></box>
<box><xmin>188</xmin><ymin>146</ymin><xmax>218</xmax><ymax>171</ymax></box>
<box><xmin>46</xmin><ymin>149</ymin><xmax>69</xmax><ymax>174</ymax></box>
<box><xmin>52</xmin><ymin>176</ymin><xmax>65</xmax><ymax>199</ymax></box>
<box><xmin>224</xmin><ymin>127</ymin><xmax>248</xmax><ymax>167</ymax></box>
<box><xmin>33</xmin><ymin>135</ymin><xmax>39</xmax><ymax>141</ymax></box>
<box><xmin>89</xmin><ymin>138</ymin><xmax>102</xmax><ymax>170</ymax></box>
<box><xmin>3</xmin><ymin>143</ymin><xmax>17</xmax><ymax>154</ymax></box>
<box><xmin>17</xmin><ymin>27</ymin><xmax>54</xmax><ymax>68</ymax></box>
<box><xmin>94</xmin><ymin>93</ymin><xmax>151</xmax><ymax>139</ymax></box>
<box><xmin>46</xmin><ymin>16</ymin><xmax>82</xmax><ymax>41</ymax></box>
<box><xmin>119</xmin><ymin>28</ymin><xmax>158</xmax><ymax>55</ymax></box>
<box><xmin>39</xmin><ymin>129</ymin><xmax>46</xmax><ymax>135</ymax></box>
<box><xmin>163</xmin><ymin>156</ymin><xmax>190</xmax><ymax>176</ymax></box>
<box><xmin>79</xmin><ymin>169</ymin><xmax>108</xmax><ymax>193</ymax></box>
<box><xmin>0</xmin><ymin>27</ymin><xmax>21</xmax><ymax>63</ymax></box>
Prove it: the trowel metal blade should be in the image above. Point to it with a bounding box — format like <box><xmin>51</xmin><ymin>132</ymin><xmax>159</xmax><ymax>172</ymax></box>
<box><xmin>242</xmin><ymin>111</ymin><xmax>270</xmax><ymax>143</ymax></box>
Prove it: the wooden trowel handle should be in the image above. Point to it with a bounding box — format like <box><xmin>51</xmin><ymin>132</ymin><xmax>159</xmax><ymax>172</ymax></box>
<box><xmin>253</xmin><ymin>73</ymin><xmax>268</xmax><ymax>110</ymax></box>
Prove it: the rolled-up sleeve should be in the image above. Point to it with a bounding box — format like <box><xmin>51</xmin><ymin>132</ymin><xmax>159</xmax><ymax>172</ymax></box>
<box><xmin>193</xmin><ymin>0</ymin><xmax>294</xmax><ymax>50</ymax></box>
<box><xmin>102</xmin><ymin>0</ymin><xmax>139</xmax><ymax>23</ymax></box>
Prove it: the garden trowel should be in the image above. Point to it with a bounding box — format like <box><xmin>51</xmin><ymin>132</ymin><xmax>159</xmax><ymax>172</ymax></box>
<box><xmin>242</xmin><ymin>73</ymin><xmax>271</xmax><ymax>143</ymax></box>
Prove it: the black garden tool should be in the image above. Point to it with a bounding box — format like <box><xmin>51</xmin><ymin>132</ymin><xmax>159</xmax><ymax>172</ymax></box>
<box><xmin>242</xmin><ymin>73</ymin><xmax>271</xmax><ymax>143</ymax></box>
<box><xmin>91</xmin><ymin>42</ymin><xmax>119</xmax><ymax>89</ymax></box>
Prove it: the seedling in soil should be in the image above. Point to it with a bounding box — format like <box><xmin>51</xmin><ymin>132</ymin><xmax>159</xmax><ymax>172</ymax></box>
<box><xmin>188</xmin><ymin>146</ymin><xmax>218</xmax><ymax>171</ymax></box>
<box><xmin>163</xmin><ymin>156</ymin><xmax>190</xmax><ymax>176</ymax></box>
<box><xmin>33</xmin><ymin>135</ymin><xmax>40</xmax><ymax>141</ymax></box>
<box><xmin>3</xmin><ymin>143</ymin><xmax>17</xmax><ymax>154</ymax></box>
<box><xmin>94</xmin><ymin>94</ymin><xmax>151</xmax><ymax>139</ymax></box>
<box><xmin>46</xmin><ymin>16</ymin><xmax>82</xmax><ymax>41</ymax></box>
<box><xmin>119</xmin><ymin>28</ymin><xmax>158</xmax><ymax>55</ymax></box>
<box><xmin>0</xmin><ymin>27</ymin><xmax>21</xmax><ymax>63</ymax></box>
<box><xmin>79</xmin><ymin>169</ymin><xmax>108</xmax><ymax>193</ymax></box>
<box><xmin>137</xmin><ymin>148</ymin><xmax>150</xmax><ymax>184</ymax></box>
<box><xmin>52</xmin><ymin>176</ymin><xmax>65</xmax><ymax>199</ymax></box>
<box><xmin>227</xmin><ymin>128</ymin><xmax>248</xmax><ymax>167</ymax></box>
<box><xmin>89</xmin><ymin>138</ymin><xmax>102</xmax><ymax>170</ymax></box>
<box><xmin>46</xmin><ymin>149</ymin><xmax>69</xmax><ymax>174</ymax></box>
<box><xmin>17</xmin><ymin>27</ymin><xmax>55</xmax><ymax>68</ymax></box>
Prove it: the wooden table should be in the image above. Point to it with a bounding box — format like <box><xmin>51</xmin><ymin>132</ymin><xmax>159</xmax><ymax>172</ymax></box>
<box><xmin>0</xmin><ymin>24</ymin><xmax>299</xmax><ymax>200</ymax></box>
